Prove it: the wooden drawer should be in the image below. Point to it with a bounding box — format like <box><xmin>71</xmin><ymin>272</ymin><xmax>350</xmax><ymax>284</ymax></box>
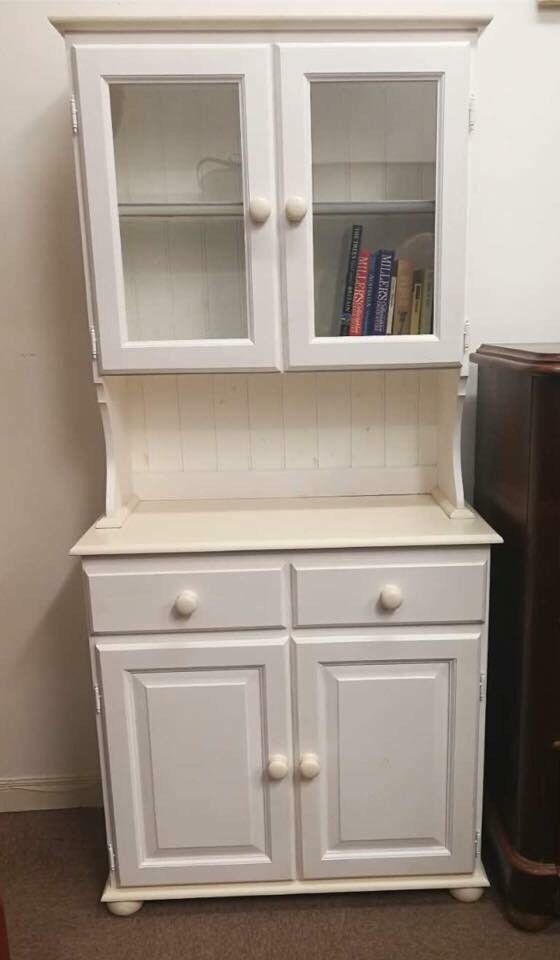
<box><xmin>83</xmin><ymin>557</ymin><xmax>287</xmax><ymax>634</ymax></box>
<box><xmin>292</xmin><ymin>549</ymin><xmax>487</xmax><ymax>627</ymax></box>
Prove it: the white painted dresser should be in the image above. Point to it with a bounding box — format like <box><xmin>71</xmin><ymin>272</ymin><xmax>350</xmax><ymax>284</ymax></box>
<box><xmin>53</xmin><ymin>11</ymin><xmax>500</xmax><ymax>915</ymax></box>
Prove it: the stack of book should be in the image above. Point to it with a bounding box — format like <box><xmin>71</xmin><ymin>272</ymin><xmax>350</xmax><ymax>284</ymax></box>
<box><xmin>338</xmin><ymin>224</ymin><xmax>434</xmax><ymax>337</ymax></box>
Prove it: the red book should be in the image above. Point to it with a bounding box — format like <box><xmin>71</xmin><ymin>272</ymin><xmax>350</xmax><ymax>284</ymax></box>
<box><xmin>349</xmin><ymin>249</ymin><xmax>370</xmax><ymax>336</ymax></box>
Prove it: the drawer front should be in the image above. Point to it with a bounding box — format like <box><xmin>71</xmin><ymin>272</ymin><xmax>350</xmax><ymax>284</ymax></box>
<box><xmin>292</xmin><ymin>550</ymin><xmax>487</xmax><ymax>627</ymax></box>
<box><xmin>84</xmin><ymin>558</ymin><xmax>286</xmax><ymax>634</ymax></box>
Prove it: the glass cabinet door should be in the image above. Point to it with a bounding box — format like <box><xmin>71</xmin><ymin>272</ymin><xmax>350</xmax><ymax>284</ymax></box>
<box><xmin>279</xmin><ymin>43</ymin><xmax>471</xmax><ymax>368</ymax></box>
<box><xmin>74</xmin><ymin>45</ymin><xmax>279</xmax><ymax>372</ymax></box>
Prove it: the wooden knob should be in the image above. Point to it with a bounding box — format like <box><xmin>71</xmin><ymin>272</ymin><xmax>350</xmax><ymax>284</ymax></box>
<box><xmin>285</xmin><ymin>196</ymin><xmax>307</xmax><ymax>222</ymax></box>
<box><xmin>267</xmin><ymin>755</ymin><xmax>289</xmax><ymax>781</ymax></box>
<box><xmin>249</xmin><ymin>197</ymin><xmax>271</xmax><ymax>223</ymax></box>
<box><xmin>299</xmin><ymin>753</ymin><xmax>320</xmax><ymax>780</ymax></box>
<box><xmin>174</xmin><ymin>589</ymin><xmax>198</xmax><ymax>617</ymax></box>
<box><xmin>379</xmin><ymin>584</ymin><xmax>403</xmax><ymax>612</ymax></box>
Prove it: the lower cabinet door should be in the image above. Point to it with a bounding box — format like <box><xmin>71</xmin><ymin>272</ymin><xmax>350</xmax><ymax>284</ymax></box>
<box><xmin>96</xmin><ymin>635</ymin><xmax>294</xmax><ymax>887</ymax></box>
<box><xmin>294</xmin><ymin>631</ymin><xmax>481</xmax><ymax>879</ymax></box>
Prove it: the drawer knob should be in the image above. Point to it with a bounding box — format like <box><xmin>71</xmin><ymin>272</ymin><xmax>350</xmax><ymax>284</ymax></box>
<box><xmin>299</xmin><ymin>753</ymin><xmax>320</xmax><ymax>780</ymax></box>
<box><xmin>174</xmin><ymin>589</ymin><xmax>198</xmax><ymax>618</ymax></box>
<box><xmin>267</xmin><ymin>755</ymin><xmax>289</xmax><ymax>781</ymax></box>
<box><xmin>249</xmin><ymin>196</ymin><xmax>271</xmax><ymax>224</ymax></box>
<box><xmin>285</xmin><ymin>196</ymin><xmax>307</xmax><ymax>223</ymax></box>
<box><xmin>379</xmin><ymin>584</ymin><xmax>403</xmax><ymax>612</ymax></box>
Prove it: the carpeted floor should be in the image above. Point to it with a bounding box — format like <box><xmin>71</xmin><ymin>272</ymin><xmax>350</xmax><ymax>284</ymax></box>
<box><xmin>0</xmin><ymin>809</ymin><xmax>559</xmax><ymax>960</ymax></box>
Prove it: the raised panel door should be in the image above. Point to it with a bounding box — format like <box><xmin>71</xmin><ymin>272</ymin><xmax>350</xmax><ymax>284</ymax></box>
<box><xmin>96</xmin><ymin>635</ymin><xmax>294</xmax><ymax>885</ymax></box>
<box><xmin>294</xmin><ymin>630</ymin><xmax>480</xmax><ymax>878</ymax></box>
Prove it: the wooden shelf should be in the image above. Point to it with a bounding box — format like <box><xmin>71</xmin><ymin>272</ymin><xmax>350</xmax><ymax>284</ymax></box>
<box><xmin>313</xmin><ymin>200</ymin><xmax>435</xmax><ymax>216</ymax></box>
<box><xmin>118</xmin><ymin>200</ymin><xmax>435</xmax><ymax>219</ymax></box>
<box><xmin>71</xmin><ymin>495</ymin><xmax>501</xmax><ymax>556</ymax></box>
<box><xmin>119</xmin><ymin>202</ymin><xmax>244</xmax><ymax>218</ymax></box>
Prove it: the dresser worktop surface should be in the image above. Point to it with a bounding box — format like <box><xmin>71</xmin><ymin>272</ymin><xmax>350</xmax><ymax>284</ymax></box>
<box><xmin>71</xmin><ymin>494</ymin><xmax>501</xmax><ymax>556</ymax></box>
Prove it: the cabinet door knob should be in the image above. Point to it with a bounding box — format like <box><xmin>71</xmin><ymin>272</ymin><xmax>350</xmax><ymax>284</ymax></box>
<box><xmin>249</xmin><ymin>197</ymin><xmax>271</xmax><ymax>223</ymax></box>
<box><xmin>267</xmin><ymin>755</ymin><xmax>289</xmax><ymax>781</ymax></box>
<box><xmin>379</xmin><ymin>584</ymin><xmax>403</xmax><ymax>611</ymax></box>
<box><xmin>174</xmin><ymin>589</ymin><xmax>198</xmax><ymax>618</ymax></box>
<box><xmin>299</xmin><ymin>753</ymin><xmax>320</xmax><ymax>780</ymax></box>
<box><xmin>285</xmin><ymin>196</ymin><xmax>307</xmax><ymax>223</ymax></box>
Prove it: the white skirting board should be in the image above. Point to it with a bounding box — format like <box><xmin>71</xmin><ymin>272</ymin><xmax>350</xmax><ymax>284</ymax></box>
<box><xmin>102</xmin><ymin>864</ymin><xmax>489</xmax><ymax>904</ymax></box>
<box><xmin>0</xmin><ymin>774</ymin><xmax>102</xmax><ymax>812</ymax></box>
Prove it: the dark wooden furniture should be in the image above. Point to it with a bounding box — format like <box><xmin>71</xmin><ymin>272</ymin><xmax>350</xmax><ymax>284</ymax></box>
<box><xmin>0</xmin><ymin>895</ymin><xmax>10</xmax><ymax>960</ymax></box>
<box><xmin>472</xmin><ymin>343</ymin><xmax>560</xmax><ymax>931</ymax></box>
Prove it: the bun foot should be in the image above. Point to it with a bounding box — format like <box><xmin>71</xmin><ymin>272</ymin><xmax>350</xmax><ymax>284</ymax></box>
<box><xmin>106</xmin><ymin>900</ymin><xmax>144</xmax><ymax>916</ymax></box>
<box><xmin>450</xmin><ymin>887</ymin><xmax>484</xmax><ymax>903</ymax></box>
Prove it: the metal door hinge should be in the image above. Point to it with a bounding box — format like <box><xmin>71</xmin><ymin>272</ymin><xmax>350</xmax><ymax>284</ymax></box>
<box><xmin>474</xmin><ymin>831</ymin><xmax>481</xmax><ymax>859</ymax></box>
<box><xmin>479</xmin><ymin>672</ymin><xmax>486</xmax><ymax>702</ymax></box>
<box><xmin>89</xmin><ymin>325</ymin><xmax>97</xmax><ymax>360</ymax></box>
<box><xmin>70</xmin><ymin>95</ymin><xmax>78</xmax><ymax>135</ymax></box>
<box><xmin>94</xmin><ymin>684</ymin><xmax>102</xmax><ymax>715</ymax></box>
<box><xmin>107</xmin><ymin>841</ymin><xmax>116</xmax><ymax>873</ymax></box>
<box><xmin>463</xmin><ymin>320</ymin><xmax>471</xmax><ymax>356</ymax></box>
<box><xmin>468</xmin><ymin>95</ymin><xmax>475</xmax><ymax>133</ymax></box>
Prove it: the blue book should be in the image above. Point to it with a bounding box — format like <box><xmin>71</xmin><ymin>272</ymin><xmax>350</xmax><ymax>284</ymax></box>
<box><xmin>362</xmin><ymin>252</ymin><xmax>381</xmax><ymax>336</ymax></box>
<box><xmin>339</xmin><ymin>224</ymin><xmax>363</xmax><ymax>336</ymax></box>
<box><xmin>372</xmin><ymin>250</ymin><xmax>395</xmax><ymax>334</ymax></box>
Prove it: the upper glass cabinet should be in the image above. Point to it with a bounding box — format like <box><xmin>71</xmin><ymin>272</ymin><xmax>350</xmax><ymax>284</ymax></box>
<box><xmin>73</xmin><ymin>39</ymin><xmax>471</xmax><ymax>372</ymax></box>
<box><xmin>279</xmin><ymin>42</ymin><xmax>470</xmax><ymax>369</ymax></box>
<box><xmin>74</xmin><ymin>45</ymin><xmax>280</xmax><ymax>372</ymax></box>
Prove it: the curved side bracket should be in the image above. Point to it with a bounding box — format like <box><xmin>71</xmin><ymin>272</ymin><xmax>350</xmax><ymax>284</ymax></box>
<box><xmin>433</xmin><ymin>369</ymin><xmax>474</xmax><ymax>519</ymax></box>
<box><xmin>92</xmin><ymin>364</ymin><xmax>136</xmax><ymax>529</ymax></box>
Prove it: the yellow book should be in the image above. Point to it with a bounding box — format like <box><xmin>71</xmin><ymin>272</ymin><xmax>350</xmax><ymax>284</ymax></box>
<box><xmin>393</xmin><ymin>259</ymin><xmax>414</xmax><ymax>335</ymax></box>
<box><xmin>410</xmin><ymin>271</ymin><xmax>423</xmax><ymax>335</ymax></box>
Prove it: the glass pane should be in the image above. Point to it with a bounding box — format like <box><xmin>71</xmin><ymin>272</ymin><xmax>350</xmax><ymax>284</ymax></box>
<box><xmin>110</xmin><ymin>82</ymin><xmax>248</xmax><ymax>341</ymax></box>
<box><xmin>310</xmin><ymin>80</ymin><xmax>437</xmax><ymax>338</ymax></box>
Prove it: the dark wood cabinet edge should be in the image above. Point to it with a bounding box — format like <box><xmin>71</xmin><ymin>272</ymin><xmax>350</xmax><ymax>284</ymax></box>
<box><xmin>486</xmin><ymin>806</ymin><xmax>557</xmax><ymax>877</ymax></box>
<box><xmin>505</xmin><ymin>906</ymin><xmax>555</xmax><ymax>933</ymax></box>
<box><xmin>472</xmin><ymin>345</ymin><xmax>560</xmax><ymax>374</ymax></box>
<box><xmin>484</xmin><ymin>801</ymin><xmax>559</xmax><ymax>927</ymax></box>
<box><xmin>0</xmin><ymin>896</ymin><xmax>10</xmax><ymax>960</ymax></box>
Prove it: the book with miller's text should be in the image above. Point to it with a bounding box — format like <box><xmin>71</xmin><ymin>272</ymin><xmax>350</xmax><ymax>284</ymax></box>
<box><xmin>349</xmin><ymin>249</ymin><xmax>370</xmax><ymax>336</ymax></box>
<box><xmin>372</xmin><ymin>250</ymin><xmax>395</xmax><ymax>335</ymax></box>
<box><xmin>362</xmin><ymin>252</ymin><xmax>381</xmax><ymax>336</ymax></box>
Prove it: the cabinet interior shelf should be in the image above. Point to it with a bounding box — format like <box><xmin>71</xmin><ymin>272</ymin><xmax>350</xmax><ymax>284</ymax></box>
<box><xmin>119</xmin><ymin>203</ymin><xmax>244</xmax><ymax>218</ymax></box>
<box><xmin>313</xmin><ymin>200</ymin><xmax>435</xmax><ymax>216</ymax></box>
<box><xmin>118</xmin><ymin>200</ymin><xmax>435</xmax><ymax>219</ymax></box>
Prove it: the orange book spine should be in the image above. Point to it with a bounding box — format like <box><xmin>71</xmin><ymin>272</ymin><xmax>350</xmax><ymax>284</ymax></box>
<box><xmin>348</xmin><ymin>250</ymin><xmax>370</xmax><ymax>336</ymax></box>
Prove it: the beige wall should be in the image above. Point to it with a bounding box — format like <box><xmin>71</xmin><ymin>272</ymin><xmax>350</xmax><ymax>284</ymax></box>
<box><xmin>0</xmin><ymin>0</ymin><xmax>559</xmax><ymax>807</ymax></box>
<box><xmin>0</xmin><ymin>1</ymin><xmax>106</xmax><ymax>807</ymax></box>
